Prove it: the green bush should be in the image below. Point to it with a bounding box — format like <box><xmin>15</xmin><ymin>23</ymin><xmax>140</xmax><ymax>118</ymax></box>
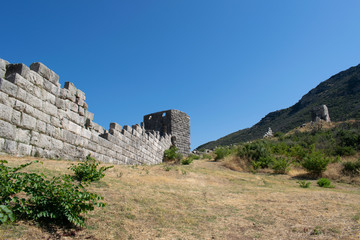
<box><xmin>214</xmin><ymin>147</ymin><xmax>233</xmax><ymax>161</ymax></box>
<box><xmin>317</xmin><ymin>178</ymin><xmax>334</xmax><ymax>188</ymax></box>
<box><xmin>181</xmin><ymin>158</ymin><xmax>193</xmax><ymax>165</ymax></box>
<box><xmin>238</xmin><ymin>141</ymin><xmax>274</xmax><ymax>169</ymax></box>
<box><xmin>342</xmin><ymin>159</ymin><xmax>360</xmax><ymax>175</ymax></box>
<box><xmin>297</xmin><ymin>180</ymin><xmax>311</xmax><ymax>188</ymax></box>
<box><xmin>0</xmin><ymin>205</ymin><xmax>14</xmax><ymax>224</ymax></box>
<box><xmin>164</xmin><ymin>146</ymin><xmax>182</xmax><ymax>162</ymax></box>
<box><xmin>69</xmin><ymin>155</ymin><xmax>113</xmax><ymax>182</ymax></box>
<box><xmin>0</xmin><ymin>160</ymin><xmax>105</xmax><ymax>227</ymax></box>
<box><xmin>301</xmin><ymin>151</ymin><xmax>331</xmax><ymax>176</ymax></box>
<box><xmin>270</xmin><ymin>157</ymin><xmax>291</xmax><ymax>174</ymax></box>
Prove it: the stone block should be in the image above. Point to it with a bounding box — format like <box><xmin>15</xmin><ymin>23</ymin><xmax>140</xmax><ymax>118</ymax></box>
<box><xmin>34</xmin><ymin>133</ymin><xmax>51</xmax><ymax>149</ymax></box>
<box><xmin>55</xmin><ymin>98</ymin><xmax>66</xmax><ymax>110</ymax></box>
<box><xmin>67</xmin><ymin>121</ymin><xmax>82</xmax><ymax>135</ymax></box>
<box><xmin>85</xmin><ymin>111</ymin><xmax>94</xmax><ymax>121</ymax></box>
<box><xmin>0</xmin><ymin>119</ymin><xmax>16</xmax><ymax>140</ymax></box>
<box><xmin>0</xmin><ymin>59</ymin><xmax>9</xmax><ymax>71</ymax></box>
<box><xmin>66</xmin><ymin>100</ymin><xmax>78</xmax><ymax>112</ymax></box>
<box><xmin>59</xmin><ymin>88</ymin><xmax>76</xmax><ymax>102</ymax></box>
<box><xmin>61</xmin><ymin>129</ymin><xmax>77</xmax><ymax>145</ymax></box>
<box><xmin>0</xmin><ymin>92</ymin><xmax>10</xmax><ymax>106</ymax></box>
<box><xmin>4</xmin><ymin>139</ymin><xmax>17</xmax><ymax>154</ymax></box>
<box><xmin>83</xmin><ymin>102</ymin><xmax>88</xmax><ymax>110</ymax></box>
<box><xmin>78</xmin><ymin>107</ymin><xmax>85</xmax><ymax>116</ymax></box>
<box><xmin>66</xmin><ymin>110</ymin><xmax>84</xmax><ymax>126</ymax></box>
<box><xmin>110</xmin><ymin>122</ymin><xmax>122</xmax><ymax>131</ymax></box>
<box><xmin>26</xmin><ymin>93</ymin><xmax>42</xmax><ymax>110</ymax></box>
<box><xmin>16</xmin><ymin>87</ymin><xmax>27</xmax><ymax>102</ymax></box>
<box><xmin>51</xmin><ymin>138</ymin><xmax>64</xmax><ymax>150</ymax></box>
<box><xmin>13</xmin><ymin>100</ymin><xmax>26</xmax><ymax>112</ymax></box>
<box><xmin>6</xmin><ymin>63</ymin><xmax>30</xmax><ymax>79</ymax></box>
<box><xmin>92</xmin><ymin>122</ymin><xmax>105</xmax><ymax>134</ymax></box>
<box><xmin>36</xmin><ymin>120</ymin><xmax>47</xmax><ymax>133</ymax></box>
<box><xmin>30</xmin><ymin>62</ymin><xmax>59</xmax><ymax>84</ymax></box>
<box><xmin>33</xmin><ymin>108</ymin><xmax>51</xmax><ymax>123</ymax></box>
<box><xmin>21</xmin><ymin>112</ymin><xmax>37</xmax><ymax>130</ymax></box>
<box><xmin>43</xmin><ymin>79</ymin><xmax>59</xmax><ymax>96</ymax></box>
<box><xmin>11</xmin><ymin>110</ymin><xmax>21</xmax><ymax>126</ymax></box>
<box><xmin>0</xmin><ymin>103</ymin><xmax>13</xmax><ymax>122</ymax></box>
<box><xmin>7</xmin><ymin>73</ymin><xmax>34</xmax><ymax>92</ymax></box>
<box><xmin>43</xmin><ymin>101</ymin><xmax>57</xmax><ymax>116</ymax></box>
<box><xmin>0</xmin><ymin>78</ymin><xmax>18</xmax><ymax>98</ymax></box>
<box><xmin>46</xmin><ymin>124</ymin><xmax>61</xmax><ymax>138</ymax></box>
<box><xmin>41</xmin><ymin>89</ymin><xmax>56</xmax><ymax>104</ymax></box>
<box><xmin>15</xmin><ymin>128</ymin><xmax>31</xmax><ymax>144</ymax></box>
<box><xmin>64</xmin><ymin>82</ymin><xmax>77</xmax><ymax>94</ymax></box>
<box><xmin>18</xmin><ymin>143</ymin><xmax>32</xmax><ymax>156</ymax></box>
<box><xmin>76</xmin><ymin>89</ymin><xmax>85</xmax><ymax>100</ymax></box>
<box><xmin>50</xmin><ymin>116</ymin><xmax>61</xmax><ymax>128</ymax></box>
<box><xmin>27</xmin><ymin>70</ymin><xmax>44</xmax><ymax>87</ymax></box>
<box><xmin>81</xmin><ymin>128</ymin><xmax>92</xmax><ymax>139</ymax></box>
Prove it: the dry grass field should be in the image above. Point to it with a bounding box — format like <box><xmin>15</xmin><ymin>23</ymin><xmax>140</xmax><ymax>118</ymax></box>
<box><xmin>0</xmin><ymin>155</ymin><xmax>360</xmax><ymax>240</ymax></box>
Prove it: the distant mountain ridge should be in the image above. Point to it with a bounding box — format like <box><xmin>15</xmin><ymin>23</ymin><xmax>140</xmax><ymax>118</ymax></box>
<box><xmin>197</xmin><ymin>63</ymin><xmax>360</xmax><ymax>150</ymax></box>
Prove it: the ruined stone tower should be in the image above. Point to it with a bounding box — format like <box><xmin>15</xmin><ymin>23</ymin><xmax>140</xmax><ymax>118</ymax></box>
<box><xmin>143</xmin><ymin>110</ymin><xmax>190</xmax><ymax>155</ymax></box>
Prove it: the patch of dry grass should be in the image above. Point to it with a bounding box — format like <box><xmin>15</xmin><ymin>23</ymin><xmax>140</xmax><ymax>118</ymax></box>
<box><xmin>1</xmin><ymin>156</ymin><xmax>360</xmax><ymax>239</ymax></box>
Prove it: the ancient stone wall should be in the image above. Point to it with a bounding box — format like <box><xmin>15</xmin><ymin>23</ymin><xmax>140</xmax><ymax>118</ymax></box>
<box><xmin>143</xmin><ymin>110</ymin><xmax>191</xmax><ymax>155</ymax></box>
<box><xmin>0</xmin><ymin>58</ymin><xmax>180</xmax><ymax>165</ymax></box>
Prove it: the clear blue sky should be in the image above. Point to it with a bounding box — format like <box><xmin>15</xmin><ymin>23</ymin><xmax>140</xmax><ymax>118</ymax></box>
<box><xmin>2</xmin><ymin>1</ymin><xmax>360</xmax><ymax>149</ymax></box>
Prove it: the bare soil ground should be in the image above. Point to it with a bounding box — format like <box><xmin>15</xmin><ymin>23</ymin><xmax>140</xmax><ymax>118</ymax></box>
<box><xmin>1</xmin><ymin>156</ymin><xmax>360</xmax><ymax>240</ymax></box>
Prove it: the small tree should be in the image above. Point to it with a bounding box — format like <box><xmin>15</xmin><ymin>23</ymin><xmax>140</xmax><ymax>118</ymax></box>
<box><xmin>302</xmin><ymin>151</ymin><xmax>330</xmax><ymax>176</ymax></box>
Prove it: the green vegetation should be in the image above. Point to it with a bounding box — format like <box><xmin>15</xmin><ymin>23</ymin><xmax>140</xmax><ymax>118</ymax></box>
<box><xmin>270</xmin><ymin>157</ymin><xmax>291</xmax><ymax>174</ymax></box>
<box><xmin>163</xmin><ymin>146</ymin><xmax>182</xmax><ymax>162</ymax></box>
<box><xmin>214</xmin><ymin>146</ymin><xmax>233</xmax><ymax>161</ymax></box>
<box><xmin>206</xmin><ymin>121</ymin><xmax>360</xmax><ymax>178</ymax></box>
<box><xmin>317</xmin><ymin>178</ymin><xmax>334</xmax><ymax>188</ymax></box>
<box><xmin>198</xmin><ymin>64</ymin><xmax>360</xmax><ymax>150</ymax></box>
<box><xmin>297</xmin><ymin>180</ymin><xmax>311</xmax><ymax>188</ymax></box>
<box><xmin>301</xmin><ymin>151</ymin><xmax>330</xmax><ymax>176</ymax></box>
<box><xmin>69</xmin><ymin>154</ymin><xmax>113</xmax><ymax>182</ymax></box>
<box><xmin>0</xmin><ymin>159</ymin><xmax>107</xmax><ymax>227</ymax></box>
<box><xmin>343</xmin><ymin>159</ymin><xmax>360</xmax><ymax>175</ymax></box>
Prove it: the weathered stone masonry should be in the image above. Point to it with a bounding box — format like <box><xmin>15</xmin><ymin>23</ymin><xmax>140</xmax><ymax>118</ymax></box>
<box><xmin>0</xmin><ymin>58</ymin><xmax>190</xmax><ymax>164</ymax></box>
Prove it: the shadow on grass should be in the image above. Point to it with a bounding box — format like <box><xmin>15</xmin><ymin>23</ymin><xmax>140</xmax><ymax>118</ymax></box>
<box><xmin>291</xmin><ymin>173</ymin><xmax>320</xmax><ymax>180</ymax></box>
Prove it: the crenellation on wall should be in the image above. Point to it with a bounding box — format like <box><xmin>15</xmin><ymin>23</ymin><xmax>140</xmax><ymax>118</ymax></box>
<box><xmin>0</xmin><ymin>58</ymin><xmax>188</xmax><ymax>164</ymax></box>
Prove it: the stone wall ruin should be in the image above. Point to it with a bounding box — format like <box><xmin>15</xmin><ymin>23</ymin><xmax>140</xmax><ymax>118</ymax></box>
<box><xmin>143</xmin><ymin>110</ymin><xmax>191</xmax><ymax>155</ymax></box>
<box><xmin>0</xmin><ymin>58</ymin><xmax>190</xmax><ymax>164</ymax></box>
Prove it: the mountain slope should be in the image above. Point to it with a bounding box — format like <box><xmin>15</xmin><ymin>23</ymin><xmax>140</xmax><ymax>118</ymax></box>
<box><xmin>198</xmin><ymin>64</ymin><xmax>360</xmax><ymax>149</ymax></box>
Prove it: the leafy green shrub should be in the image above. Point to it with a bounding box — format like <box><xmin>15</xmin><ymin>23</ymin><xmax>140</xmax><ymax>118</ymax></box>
<box><xmin>164</xmin><ymin>146</ymin><xmax>182</xmax><ymax>162</ymax></box>
<box><xmin>317</xmin><ymin>178</ymin><xmax>334</xmax><ymax>188</ymax></box>
<box><xmin>0</xmin><ymin>160</ymin><xmax>105</xmax><ymax>227</ymax></box>
<box><xmin>270</xmin><ymin>157</ymin><xmax>291</xmax><ymax>174</ymax></box>
<box><xmin>238</xmin><ymin>141</ymin><xmax>274</xmax><ymax>169</ymax></box>
<box><xmin>342</xmin><ymin>159</ymin><xmax>360</xmax><ymax>175</ymax></box>
<box><xmin>0</xmin><ymin>205</ymin><xmax>14</xmax><ymax>224</ymax></box>
<box><xmin>297</xmin><ymin>180</ymin><xmax>311</xmax><ymax>188</ymax></box>
<box><xmin>214</xmin><ymin>147</ymin><xmax>233</xmax><ymax>161</ymax></box>
<box><xmin>181</xmin><ymin>158</ymin><xmax>193</xmax><ymax>165</ymax></box>
<box><xmin>301</xmin><ymin>151</ymin><xmax>331</xmax><ymax>176</ymax></box>
<box><xmin>69</xmin><ymin>155</ymin><xmax>113</xmax><ymax>182</ymax></box>
<box><xmin>334</xmin><ymin>146</ymin><xmax>356</xmax><ymax>156</ymax></box>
